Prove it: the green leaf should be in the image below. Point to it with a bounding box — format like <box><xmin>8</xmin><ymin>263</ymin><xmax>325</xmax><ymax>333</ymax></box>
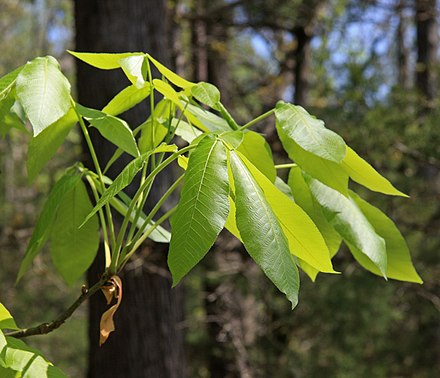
<box><xmin>288</xmin><ymin>167</ymin><xmax>342</xmax><ymax>281</ymax></box>
<box><xmin>350</xmin><ymin>191</ymin><xmax>422</xmax><ymax>283</ymax></box>
<box><xmin>152</xmin><ymin>80</ymin><xmax>207</xmax><ymax>131</ymax></box>
<box><xmin>17</xmin><ymin>169</ymin><xmax>83</xmax><ymax>282</ymax></box>
<box><xmin>185</xmin><ymin>103</ymin><xmax>228</xmax><ymax>132</ymax></box>
<box><xmin>107</xmin><ymin>195</ymin><xmax>171</xmax><ymax>243</ymax></box>
<box><xmin>219</xmin><ymin>131</ymin><xmax>244</xmax><ymax>149</ymax></box>
<box><xmin>76</xmin><ymin>104</ymin><xmax>139</xmax><ymax>157</ymax></box>
<box><xmin>168</xmin><ymin>135</ymin><xmax>230</xmax><ymax>285</ymax></box>
<box><xmin>16</xmin><ymin>56</ymin><xmax>71</xmax><ymax>136</ymax></box>
<box><xmin>0</xmin><ymin>66</ymin><xmax>23</xmax><ymax>98</ymax></box>
<box><xmin>0</xmin><ymin>88</ymin><xmax>27</xmax><ymax>137</ymax></box>
<box><xmin>0</xmin><ymin>364</ymin><xmax>18</xmax><ymax>378</ymax></box>
<box><xmin>102</xmin><ymin>83</ymin><xmax>151</xmax><ymax>116</ymax></box>
<box><xmin>306</xmin><ymin>176</ymin><xmax>388</xmax><ymax>277</ymax></box>
<box><xmin>275</xmin><ymin>102</ymin><xmax>346</xmax><ymax>162</ymax></box>
<box><xmin>224</xmin><ymin>196</ymin><xmax>241</xmax><ymax>240</ymax></box>
<box><xmin>27</xmin><ymin>108</ymin><xmax>77</xmax><ymax>182</ymax></box>
<box><xmin>147</xmin><ymin>54</ymin><xmax>195</xmax><ymax>89</ymax></box>
<box><xmin>237</xmin><ymin>131</ymin><xmax>276</xmax><ymax>182</ymax></box>
<box><xmin>3</xmin><ymin>337</ymin><xmax>66</xmax><ymax>378</ymax></box>
<box><xmin>82</xmin><ymin>154</ymin><xmax>146</xmax><ymax>226</ymax></box>
<box><xmin>278</xmin><ymin>127</ymin><xmax>349</xmax><ymax>195</ymax></box>
<box><xmin>138</xmin><ymin>119</ymin><xmax>168</xmax><ymax>153</ymax></box>
<box><xmin>0</xmin><ymin>304</ymin><xmax>18</xmax><ymax>331</ymax></box>
<box><xmin>342</xmin><ymin>146</ymin><xmax>408</xmax><ymax>197</ymax></box>
<box><xmin>191</xmin><ymin>82</ymin><xmax>220</xmax><ymax>108</ymax></box>
<box><xmin>67</xmin><ymin>51</ymin><xmax>143</xmax><ymax>70</ymax></box>
<box><xmin>0</xmin><ymin>330</ymin><xmax>6</xmax><ymax>353</ymax></box>
<box><xmin>138</xmin><ymin>99</ymin><xmax>170</xmax><ymax>153</ymax></box>
<box><xmin>50</xmin><ymin>179</ymin><xmax>99</xmax><ymax>285</ymax></box>
<box><xmin>237</xmin><ymin>151</ymin><xmax>335</xmax><ymax>274</ymax></box>
<box><xmin>229</xmin><ymin>150</ymin><xmax>299</xmax><ymax>308</ymax></box>
<box><xmin>173</xmin><ymin>118</ymin><xmax>202</xmax><ymax>144</ymax></box>
<box><xmin>119</xmin><ymin>55</ymin><xmax>147</xmax><ymax>88</ymax></box>
<box><xmin>153</xmin><ymin>79</ymin><xmax>183</xmax><ymax>109</ymax></box>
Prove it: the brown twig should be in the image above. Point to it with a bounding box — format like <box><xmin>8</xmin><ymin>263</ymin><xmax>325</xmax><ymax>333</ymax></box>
<box><xmin>4</xmin><ymin>273</ymin><xmax>110</xmax><ymax>339</ymax></box>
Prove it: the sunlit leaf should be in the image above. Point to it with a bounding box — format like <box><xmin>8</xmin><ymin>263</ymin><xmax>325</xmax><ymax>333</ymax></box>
<box><xmin>153</xmin><ymin>79</ymin><xmax>183</xmax><ymax>108</ymax></box>
<box><xmin>68</xmin><ymin>51</ymin><xmax>143</xmax><ymax>70</ymax></box>
<box><xmin>342</xmin><ymin>146</ymin><xmax>408</xmax><ymax>197</ymax></box>
<box><xmin>16</xmin><ymin>56</ymin><xmax>71</xmax><ymax>136</ymax></box>
<box><xmin>237</xmin><ymin>151</ymin><xmax>335</xmax><ymax>274</ymax></box>
<box><xmin>0</xmin><ymin>304</ymin><xmax>18</xmax><ymax>331</ymax></box>
<box><xmin>119</xmin><ymin>55</ymin><xmax>147</xmax><ymax>88</ymax></box>
<box><xmin>275</xmin><ymin>101</ymin><xmax>346</xmax><ymax>162</ymax></box>
<box><xmin>173</xmin><ymin>118</ymin><xmax>202</xmax><ymax>143</ymax></box>
<box><xmin>50</xmin><ymin>179</ymin><xmax>99</xmax><ymax>286</ymax></box>
<box><xmin>306</xmin><ymin>176</ymin><xmax>388</xmax><ymax>277</ymax></box>
<box><xmin>168</xmin><ymin>135</ymin><xmax>230</xmax><ymax>285</ymax></box>
<box><xmin>0</xmin><ymin>88</ymin><xmax>27</xmax><ymax>137</ymax></box>
<box><xmin>147</xmin><ymin>54</ymin><xmax>195</xmax><ymax>89</ymax></box>
<box><xmin>27</xmin><ymin>108</ymin><xmax>77</xmax><ymax>182</ymax></box>
<box><xmin>191</xmin><ymin>82</ymin><xmax>220</xmax><ymax>108</ymax></box>
<box><xmin>349</xmin><ymin>191</ymin><xmax>422</xmax><ymax>283</ymax></box>
<box><xmin>219</xmin><ymin>131</ymin><xmax>244</xmax><ymax>149</ymax></box>
<box><xmin>278</xmin><ymin>127</ymin><xmax>349</xmax><ymax>195</ymax></box>
<box><xmin>288</xmin><ymin>167</ymin><xmax>342</xmax><ymax>281</ymax></box>
<box><xmin>2</xmin><ymin>337</ymin><xmax>66</xmax><ymax>377</ymax></box>
<box><xmin>76</xmin><ymin>104</ymin><xmax>139</xmax><ymax>158</ymax></box>
<box><xmin>237</xmin><ymin>131</ymin><xmax>276</xmax><ymax>182</ymax></box>
<box><xmin>229</xmin><ymin>150</ymin><xmax>299</xmax><ymax>308</ymax></box>
<box><xmin>102</xmin><ymin>83</ymin><xmax>151</xmax><ymax>116</ymax></box>
<box><xmin>185</xmin><ymin>103</ymin><xmax>227</xmax><ymax>132</ymax></box>
<box><xmin>138</xmin><ymin>119</ymin><xmax>168</xmax><ymax>153</ymax></box>
<box><xmin>0</xmin><ymin>65</ymin><xmax>23</xmax><ymax>98</ymax></box>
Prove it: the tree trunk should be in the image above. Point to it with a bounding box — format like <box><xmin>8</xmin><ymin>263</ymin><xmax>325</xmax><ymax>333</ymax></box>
<box><xmin>293</xmin><ymin>26</ymin><xmax>312</xmax><ymax>106</ymax></box>
<box><xmin>74</xmin><ymin>1</ymin><xmax>186</xmax><ymax>377</ymax></box>
<box><xmin>396</xmin><ymin>0</ymin><xmax>410</xmax><ymax>89</ymax></box>
<box><xmin>415</xmin><ymin>0</ymin><xmax>437</xmax><ymax>101</ymax></box>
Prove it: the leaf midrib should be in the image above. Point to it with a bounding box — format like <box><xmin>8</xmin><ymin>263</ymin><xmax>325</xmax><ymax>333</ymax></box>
<box><xmin>179</xmin><ymin>140</ymin><xmax>218</xmax><ymax>259</ymax></box>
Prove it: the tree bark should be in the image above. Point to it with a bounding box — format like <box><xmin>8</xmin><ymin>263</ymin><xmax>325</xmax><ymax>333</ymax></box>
<box><xmin>292</xmin><ymin>25</ymin><xmax>312</xmax><ymax>106</ymax></box>
<box><xmin>415</xmin><ymin>0</ymin><xmax>437</xmax><ymax>101</ymax></box>
<box><xmin>396</xmin><ymin>0</ymin><xmax>410</xmax><ymax>89</ymax></box>
<box><xmin>74</xmin><ymin>1</ymin><xmax>186</xmax><ymax>377</ymax></box>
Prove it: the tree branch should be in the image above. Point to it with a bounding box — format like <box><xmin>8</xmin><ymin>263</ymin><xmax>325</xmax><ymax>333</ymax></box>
<box><xmin>4</xmin><ymin>273</ymin><xmax>110</xmax><ymax>339</ymax></box>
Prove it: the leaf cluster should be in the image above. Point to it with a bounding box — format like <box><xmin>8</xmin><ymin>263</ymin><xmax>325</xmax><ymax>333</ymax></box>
<box><xmin>0</xmin><ymin>51</ymin><xmax>422</xmax><ymax>375</ymax></box>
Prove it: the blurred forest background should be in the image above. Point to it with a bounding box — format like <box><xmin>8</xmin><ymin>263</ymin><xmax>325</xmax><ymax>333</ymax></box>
<box><xmin>0</xmin><ymin>0</ymin><xmax>439</xmax><ymax>377</ymax></box>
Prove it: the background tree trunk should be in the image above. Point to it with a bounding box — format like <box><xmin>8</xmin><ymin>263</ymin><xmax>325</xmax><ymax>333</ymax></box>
<box><xmin>74</xmin><ymin>1</ymin><xmax>186</xmax><ymax>377</ymax></box>
<box><xmin>415</xmin><ymin>0</ymin><xmax>437</xmax><ymax>101</ymax></box>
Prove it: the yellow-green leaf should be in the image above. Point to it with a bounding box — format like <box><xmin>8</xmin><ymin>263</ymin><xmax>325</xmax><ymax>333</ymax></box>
<box><xmin>342</xmin><ymin>146</ymin><xmax>408</xmax><ymax>197</ymax></box>
<box><xmin>349</xmin><ymin>191</ymin><xmax>422</xmax><ymax>283</ymax></box>
<box><xmin>102</xmin><ymin>83</ymin><xmax>151</xmax><ymax>116</ymax></box>
<box><xmin>147</xmin><ymin>54</ymin><xmax>195</xmax><ymax>89</ymax></box>
<box><xmin>237</xmin><ymin>151</ymin><xmax>335</xmax><ymax>274</ymax></box>
<box><xmin>68</xmin><ymin>51</ymin><xmax>143</xmax><ymax>70</ymax></box>
<box><xmin>0</xmin><ymin>304</ymin><xmax>18</xmax><ymax>330</ymax></box>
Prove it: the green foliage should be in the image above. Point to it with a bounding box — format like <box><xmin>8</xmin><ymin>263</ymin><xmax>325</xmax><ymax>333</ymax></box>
<box><xmin>0</xmin><ymin>51</ymin><xmax>422</xmax><ymax>375</ymax></box>
<box><xmin>16</xmin><ymin>56</ymin><xmax>71</xmax><ymax>136</ymax></box>
<box><xmin>230</xmin><ymin>150</ymin><xmax>300</xmax><ymax>307</ymax></box>
<box><xmin>0</xmin><ymin>305</ymin><xmax>66</xmax><ymax>377</ymax></box>
<box><xmin>169</xmin><ymin>135</ymin><xmax>229</xmax><ymax>285</ymax></box>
